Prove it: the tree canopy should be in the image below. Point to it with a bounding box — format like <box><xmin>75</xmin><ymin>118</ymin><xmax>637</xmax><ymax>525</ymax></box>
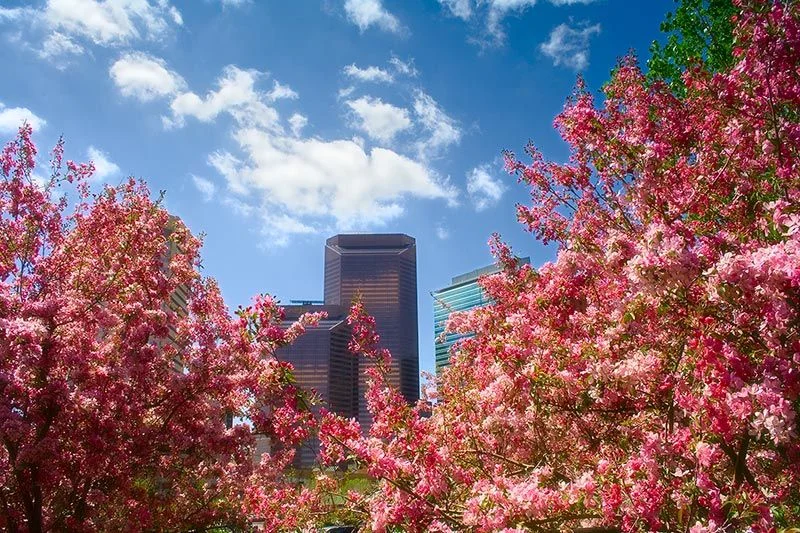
<box><xmin>648</xmin><ymin>0</ymin><xmax>738</xmax><ymax>94</ymax></box>
<box><xmin>318</xmin><ymin>1</ymin><xmax>800</xmax><ymax>530</ymax></box>
<box><xmin>0</xmin><ymin>127</ymin><xmax>320</xmax><ymax>531</ymax></box>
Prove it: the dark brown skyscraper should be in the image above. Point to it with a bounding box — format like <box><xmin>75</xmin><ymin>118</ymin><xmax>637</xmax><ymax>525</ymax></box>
<box><xmin>275</xmin><ymin>304</ymin><xmax>356</xmax><ymax>468</ymax></box>
<box><xmin>324</xmin><ymin>234</ymin><xmax>419</xmax><ymax>428</ymax></box>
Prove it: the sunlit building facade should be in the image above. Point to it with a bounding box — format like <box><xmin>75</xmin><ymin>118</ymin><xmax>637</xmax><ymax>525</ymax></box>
<box><xmin>433</xmin><ymin>258</ymin><xmax>530</xmax><ymax>374</ymax></box>
<box><xmin>324</xmin><ymin>234</ymin><xmax>419</xmax><ymax>428</ymax></box>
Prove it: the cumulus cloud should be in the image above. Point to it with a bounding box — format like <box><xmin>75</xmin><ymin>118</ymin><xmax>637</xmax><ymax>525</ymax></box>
<box><xmin>412</xmin><ymin>90</ymin><xmax>462</xmax><ymax>159</ymax></box>
<box><xmin>110</xmin><ymin>52</ymin><xmax>185</xmax><ymax>102</ymax></box>
<box><xmin>0</xmin><ymin>103</ymin><xmax>46</xmax><ymax>134</ymax></box>
<box><xmin>222</xmin><ymin>195</ymin><xmax>254</xmax><ymax>217</ymax></box>
<box><xmin>344</xmin><ymin>0</ymin><xmax>403</xmax><ymax>34</ymax></box>
<box><xmin>111</xmin><ymin>55</ymin><xmax>458</xmax><ymax>241</ymax></box>
<box><xmin>338</xmin><ymin>86</ymin><xmax>356</xmax><ymax>100</ymax></box>
<box><xmin>540</xmin><ymin>22</ymin><xmax>601</xmax><ymax>71</ymax></box>
<box><xmin>0</xmin><ymin>1</ymin><xmax>184</xmax><ymax>62</ymax></box>
<box><xmin>168</xmin><ymin>6</ymin><xmax>182</xmax><ymax>25</ymax></box>
<box><xmin>437</xmin><ymin>0</ymin><xmax>599</xmax><ymax>43</ymax></box>
<box><xmin>164</xmin><ymin>66</ymin><xmax>280</xmax><ymax>130</ymax></box>
<box><xmin>191</xmin><ymin>174</ymin><xmax>217</xmax><ymax>201</ymax></box>
<box><xmin>39</xmin><ymin>31</ymin><xmax>84</xmax><ymax>60</ymax></box>
<box><xmin>0</xmin><ymin>7</ymin><xmax>26</xmax><ymax>21</ymax></box>
<box><xmin>437</xmin><ymin>0</ymin><xmax>473</xmax><ymax>20</ymax></box>
<box><xmin>260</xmin><ymin>212</ymin><xmax>315</xmax><ymax>247</ymax></box>
<box><xmin>266</xmin><ymin>80</ymin><xmax>299</xmax><ymax>101</ymax></box>
<box><xmin>288</xmin><ymin>113</ymin><xmax>308</xmax><ymax>137</ymax></box>
<box><xmin>343</xmin><ymin>57</ymin><xmax>418</xmax><ymax>84</ymax></box>
<box><xmin>218</xmin><ymin>0</ymin><xmax>249</xmax><ymax>7</ymax></box>
<box><xmin>346</xmin><ymin>96</ymin><xmax>412</xmax><ymax>143</ymax></box>
<box><xmin>466</xmin><ymin>163</ymin><xmax>506</xmax><ymax>211</ymax></box>
<box><xmin>44</xmin><ymin>0</ymin><xmax>181</xmax><ymax>46</ymax></box>
<box><xmin>485</xmin><ymin>0</ymin><xmax>539</xmax><ymax>41</ymax></box>
<box><xmin>210</xmin><ymin>129</ymin><xmax>456</xmax><ymax>230</ymax></box>
<box><xmin>343</xmin><ymin>64</ymin><xmax>394</xmax><ymax>84</ymax></box>
<box><xmin>87</xmin><ymin>145</ymin><xmax>120</xmax><ymax>181</ymax></box>
<box><xmin>549</xmin><ymin>0</ymin><xmax>597</xmax><ymax>5</ymax></box>
<box><xmin>388</xmin><ymin>56</ymin><xmax>418</xmax><ymax>77</ymax></box>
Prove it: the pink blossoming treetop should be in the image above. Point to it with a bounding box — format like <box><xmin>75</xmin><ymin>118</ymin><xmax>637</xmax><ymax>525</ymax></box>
<box><xmin>318</xmin><ymin>0</ymin><xmax>800</xmax><ymax>531</ymax></box>
<box><xmin>0</xmin><ymin>127</ymin><xmax>323</xmax><ymax>532</ymax></box>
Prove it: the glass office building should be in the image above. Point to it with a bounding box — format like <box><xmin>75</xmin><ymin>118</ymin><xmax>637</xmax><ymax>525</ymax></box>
<box><xmin>324</xmin><ymin>234</ymin><xmax>419</xmax><ymax>428</ymax></box>
<box><xmin>433</xmin><ymin>258</ymin><xmax>530</xmax><ymax>373</ymax></box>
<box><xmin>275</xmin><ymin>304</ymin><xmax>356</xmax><ymax>468</ymax></box>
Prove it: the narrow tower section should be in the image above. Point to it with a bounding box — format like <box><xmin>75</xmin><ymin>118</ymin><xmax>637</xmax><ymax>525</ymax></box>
<box><xmin>324</xmin><ymin>234</ymin><xmax>419</xmax><ymax>428</ymax></box>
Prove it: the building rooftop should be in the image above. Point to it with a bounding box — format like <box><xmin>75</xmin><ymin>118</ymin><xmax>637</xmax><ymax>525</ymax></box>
<box><xmin>326</xmin><ymin>233</ymin><xmax>415</xmax><ymax>251</ymax></box>
<box><xmin>436</xmin><ymin>257</ymin><xmax>532</xmax><ymax>292</ymax></box>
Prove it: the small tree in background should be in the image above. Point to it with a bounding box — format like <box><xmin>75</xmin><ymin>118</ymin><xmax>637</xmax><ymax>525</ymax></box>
<box><xmin>319</xmin><ymin>0</ymin><xmax>800</xmax><ymax>531</ymax></box>
<box><xmin>648</xmin><ymin>0</ymin><xmax>738</xmax><ymax>95</ymax></box>
<box><xmin>0</xmin><ymin>126</ymin><xmax>321</xmax><ymax>532</ymax></box>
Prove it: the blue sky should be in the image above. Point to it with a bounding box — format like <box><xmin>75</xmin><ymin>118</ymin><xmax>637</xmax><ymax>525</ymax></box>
<box><xmin>0</xmin><ymin>0</ymin><xmax>671</xmax><ymax>378</ymax></box>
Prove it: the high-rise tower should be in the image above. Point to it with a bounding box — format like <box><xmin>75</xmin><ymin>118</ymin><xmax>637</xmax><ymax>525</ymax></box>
<box><xmin>433</xmin><ymin>258</ymin><xmax>530</xmax><ymax>373</ymax></box>
<box><xmin>324</xmin><ymin>234</ymin><xmax>419</xmax><ymax>427</ymax></box>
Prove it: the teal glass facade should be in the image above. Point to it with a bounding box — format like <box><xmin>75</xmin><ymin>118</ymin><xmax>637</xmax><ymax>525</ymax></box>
<box><xmin>433</xmin><ymin>258</ymin><xmax>530</xmax><ymax>373</ymax></box>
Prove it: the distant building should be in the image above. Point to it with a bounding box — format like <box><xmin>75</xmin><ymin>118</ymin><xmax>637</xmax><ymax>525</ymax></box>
<box><xmin>158</xmin><ymin>217</ymin><xmax>191</xmax><ymax>371</ymax></box>
<box><xmin>324</xmin><ymin>234</ymin><xmax>419</xmax><ymax>428</ymax></box>
<box><xmin>275</xmin><ymin>304</ymin><xmax>357</xmax><ymax>468</ymax></box>
<box><xmin>433</xmin><ymin>258</ymin><xmax>530</xmax><ymax>373</ymax></box>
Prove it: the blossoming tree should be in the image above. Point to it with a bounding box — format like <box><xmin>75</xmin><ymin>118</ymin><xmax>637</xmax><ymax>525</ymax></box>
<box><xmin>319</xmin><ymin>0</ymin><xmax>800</xmax><ymax>531</ymax></box>
<box><xmin>0</xmin><ymin>127</ymin><xmax>320</xmax><ymax>532</ymax></box>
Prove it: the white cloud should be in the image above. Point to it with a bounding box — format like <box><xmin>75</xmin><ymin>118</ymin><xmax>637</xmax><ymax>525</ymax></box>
<box><xmin>336</xmin><ymin>60</ymin><xmax>464</xmax><ymax>164</ymax></box>
<box><xmin>210</xmin><ymin>128</ymin><xmax>457</xmax><ymax>230</ymax></box>
<box><xmin>346</xmin><ymin>96</ymin><xmax>412</xmax><ymax>143</ymax></box>
<box><xmin>437</xmin><ymin>0</ymin><xmax>472</xmax><ymax>20</ymax></box>
<box><xmin>412</xmin><ymin>90</ymin><xmax>462</xmax><ymax>159</ymax></box>
<box><xmin>222</xmin><ymin>195</ymin><xmax>255</xmax><ymax>217</ymax></box>
<box><xmin>437</xmin><ymin>0</ymin><xmax>599</xmax><ymax>44</ymax></box>
<box><xmin>540</xmin><ymin>22</ymin><xmax>601</xmax><ymax>71</ymax></box>
<box><xmin>110</xmin><ymin>52</ymin><xmax>185</xmax><ymax>102</ymax></box>
<box><xmin>0</xmin><ymin>103</ymin><xmax>46</xmax><ymax>134</ymax></box>
<box><xmin>165</xmin><ymin>66</ymin><xmax>279</xmax><ymax>130</ymax></box>
<box><xmin>467</xmin><ymin>164</ymin><xmax>506</xmax><ymax>211</ymax></box>
<box><xmin>260</xmin><ymin>212</ymin><xmax>315</xmax><ymax>247</ymax></box>
<box><xmin>87</xmin><ymin>145</ymin><xmax>120</xmax><ymax>181</ymax></box>
<box><xmin>388</xmin><ymin>56</ymin><xmax>418</xmax><ymax>77</ymax></box>
<box><xmin>267</xmin><ymin>80</ymin><xmax>298</xmax><ymax>101</ymax></box>
<box><xmin>288</xmin><ymin>113</ymin><xmax>308</xmax><ymax>137</ymax></box>
<box><xmin>218</xmin><ymin>0</ymin><xmax>250</xmax><ymax>7</ymax></box>
<box><xmin>0</xmin><ymin>1</ymin><xmax>183</xmax><ymax>62</ymax></box>
<box><xmin>39</xmin><ymin>31</ymin><xmax>84</xmax><ymax>60</ymax></box>
<box><xmin>168</xmin><ymin>6</ymin><xmax>182</xmax><ymax>25</ymax></box>
<box><xmin>191</xmin><ymin>174</ymin><xmax>217</xmax><ymax>201</ymax></box>
<box><xmin>338</xmin><ymin>86</ymin><xmax>356</xmax><ymax>100</ymax></box>
<box><xmin>344</xmin><ymin>0</ymin><xmax>402</xmax><ymax>34</ymax></box>
<box><xmin>436</xmin><ymin>223</ymin><xmax>450</xmax><ymax>240</ymax></box>
<box><xmin>208</xmin><ymin>151</ymin><xmax>244</xmax><ymax>192</ymax></box>
<box><xmin>111</xmin><ymin>56</ymin><xmax>457</xmax><ymax>241</ymax></box>
<box><xmin>44</xmin><ymin>0</ymin><xmax>181</xmax><ymax>46</ymax></box>
<box><xmin>485</xmin><ymin>0</ymin><xmax>537</xmax><ymax>42</ymax></box>
<box><xmin>438</xmin><ymin>0</ymin><xmax>538</xmax><ymax>40</ymax></box>
<box><xmin>0</xmin><ymin>7</ymin><xmax>27</xmax><ymax>21</ymax></box>
<box><xmin>343</xmin><ymin>64</ymin><xmax>394</xmax><ymax>83</ymax></box>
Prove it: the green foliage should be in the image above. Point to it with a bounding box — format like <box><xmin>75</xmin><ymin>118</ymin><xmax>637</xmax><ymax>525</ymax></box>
<box><xmin>648</xmin><ymin>0</ymin><xmax>737</xmax><ymax>94</ymax></box>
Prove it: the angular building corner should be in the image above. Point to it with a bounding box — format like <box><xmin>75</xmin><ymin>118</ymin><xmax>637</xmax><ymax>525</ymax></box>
<box><xmin>433</xmin><ymin>257</ymin><xmax>530</xmax><ymax>374</ymax></box>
